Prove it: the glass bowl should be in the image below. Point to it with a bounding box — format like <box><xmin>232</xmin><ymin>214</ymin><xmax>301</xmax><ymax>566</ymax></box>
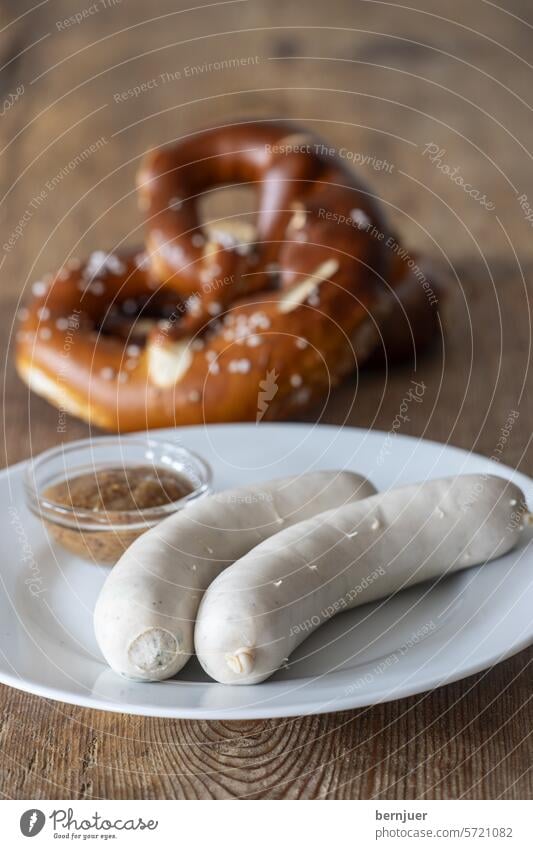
<box><xmin>24</xmin><ymin>436</ymin><xmax>212</xmax><ymax>565</ymax></box>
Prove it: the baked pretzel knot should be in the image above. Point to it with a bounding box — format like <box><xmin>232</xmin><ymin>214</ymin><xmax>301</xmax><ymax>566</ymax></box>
<box><xmin>16</xmin><ymin>122</ymin><xmax>442</xmax><ymax>431</ymax></box>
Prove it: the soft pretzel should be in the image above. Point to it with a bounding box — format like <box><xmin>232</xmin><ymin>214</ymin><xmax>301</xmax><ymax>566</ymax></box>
<box><xmin>16</xmin><ymin>122</ymin><xmax>443</xmax><ymax>432</ymax></box>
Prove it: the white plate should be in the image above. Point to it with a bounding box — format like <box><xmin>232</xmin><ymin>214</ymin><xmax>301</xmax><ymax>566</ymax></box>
<box><xmin>1</xmin><ymin>424</ymin><xmax>532</xmax><ymax>719</ymax></box>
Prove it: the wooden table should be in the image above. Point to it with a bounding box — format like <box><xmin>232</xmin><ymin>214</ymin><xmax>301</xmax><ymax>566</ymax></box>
<box><xmin>1</xmin><ymin>0</ymin><xmax>531</xmax><ymax>799</ymax></box>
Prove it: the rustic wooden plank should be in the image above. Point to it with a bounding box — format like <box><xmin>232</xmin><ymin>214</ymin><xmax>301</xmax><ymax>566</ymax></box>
<box><xmin>1</xmin><ymin>0</ymin><xmax>532</xmax><ymax>800</ymax></box>
<box><xmin>1</xmin><ymin>651</ymin><xmax>531</xmax><ymax>799</ymax></box>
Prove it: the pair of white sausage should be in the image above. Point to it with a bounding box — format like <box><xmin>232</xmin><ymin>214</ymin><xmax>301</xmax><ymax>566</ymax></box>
<box><xmin>194</xmin><ymin>474</ymin><xmax>526</xmax><ymax>684</ymax></box>
<box><xmin>94</xmin><ymin>470</ymin><xmax>376</xmax><ymax>680</ymax></box>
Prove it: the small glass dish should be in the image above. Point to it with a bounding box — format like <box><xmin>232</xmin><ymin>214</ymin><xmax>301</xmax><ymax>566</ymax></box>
<box><xmin>24</xmin><ymin>436</ymin><xmax>212</xmax><ymax>565</ymax></box>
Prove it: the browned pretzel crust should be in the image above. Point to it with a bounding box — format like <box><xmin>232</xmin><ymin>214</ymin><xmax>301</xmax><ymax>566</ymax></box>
<box><xmin>16</xmin><ymin>121</ymin><xmax>443</xmax><ymax>431</ymax></box>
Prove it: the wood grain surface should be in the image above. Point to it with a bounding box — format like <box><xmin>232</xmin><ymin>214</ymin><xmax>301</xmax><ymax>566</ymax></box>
<box><xmin>0</xmin><ymin>0</ymin><xmax>532</xmax><ymax>799</ymax></box>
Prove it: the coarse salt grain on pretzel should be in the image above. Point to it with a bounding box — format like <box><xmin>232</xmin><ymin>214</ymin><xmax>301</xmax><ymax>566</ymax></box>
<box><xmin>16</xmin><ymin>121</ymin><xmax>443</xmax><ymax>431</ymax></box>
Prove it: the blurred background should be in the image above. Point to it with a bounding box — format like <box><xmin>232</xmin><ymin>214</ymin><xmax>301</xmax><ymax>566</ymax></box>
<box><xmin>1</xmin><ymin>0</ymin><xmax>532</xmax><ymax>472</ymax></box>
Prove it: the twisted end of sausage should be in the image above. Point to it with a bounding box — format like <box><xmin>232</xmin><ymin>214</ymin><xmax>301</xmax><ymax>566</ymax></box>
<box><xmin>225</xmin><ymin>646</ymin><xmax>256</xmax><ymax>676</ymax></box>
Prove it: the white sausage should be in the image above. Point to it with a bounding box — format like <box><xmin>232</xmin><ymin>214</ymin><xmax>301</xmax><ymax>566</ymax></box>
<box><xmin>94</xmin><ymin>470</ymin><xmax>376</xmax><ymax>680</ymax></box>
<box><xmin>195</xmin><ymin>474</ymin><xmax>526</xmax><ymax>684</ymax></box>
